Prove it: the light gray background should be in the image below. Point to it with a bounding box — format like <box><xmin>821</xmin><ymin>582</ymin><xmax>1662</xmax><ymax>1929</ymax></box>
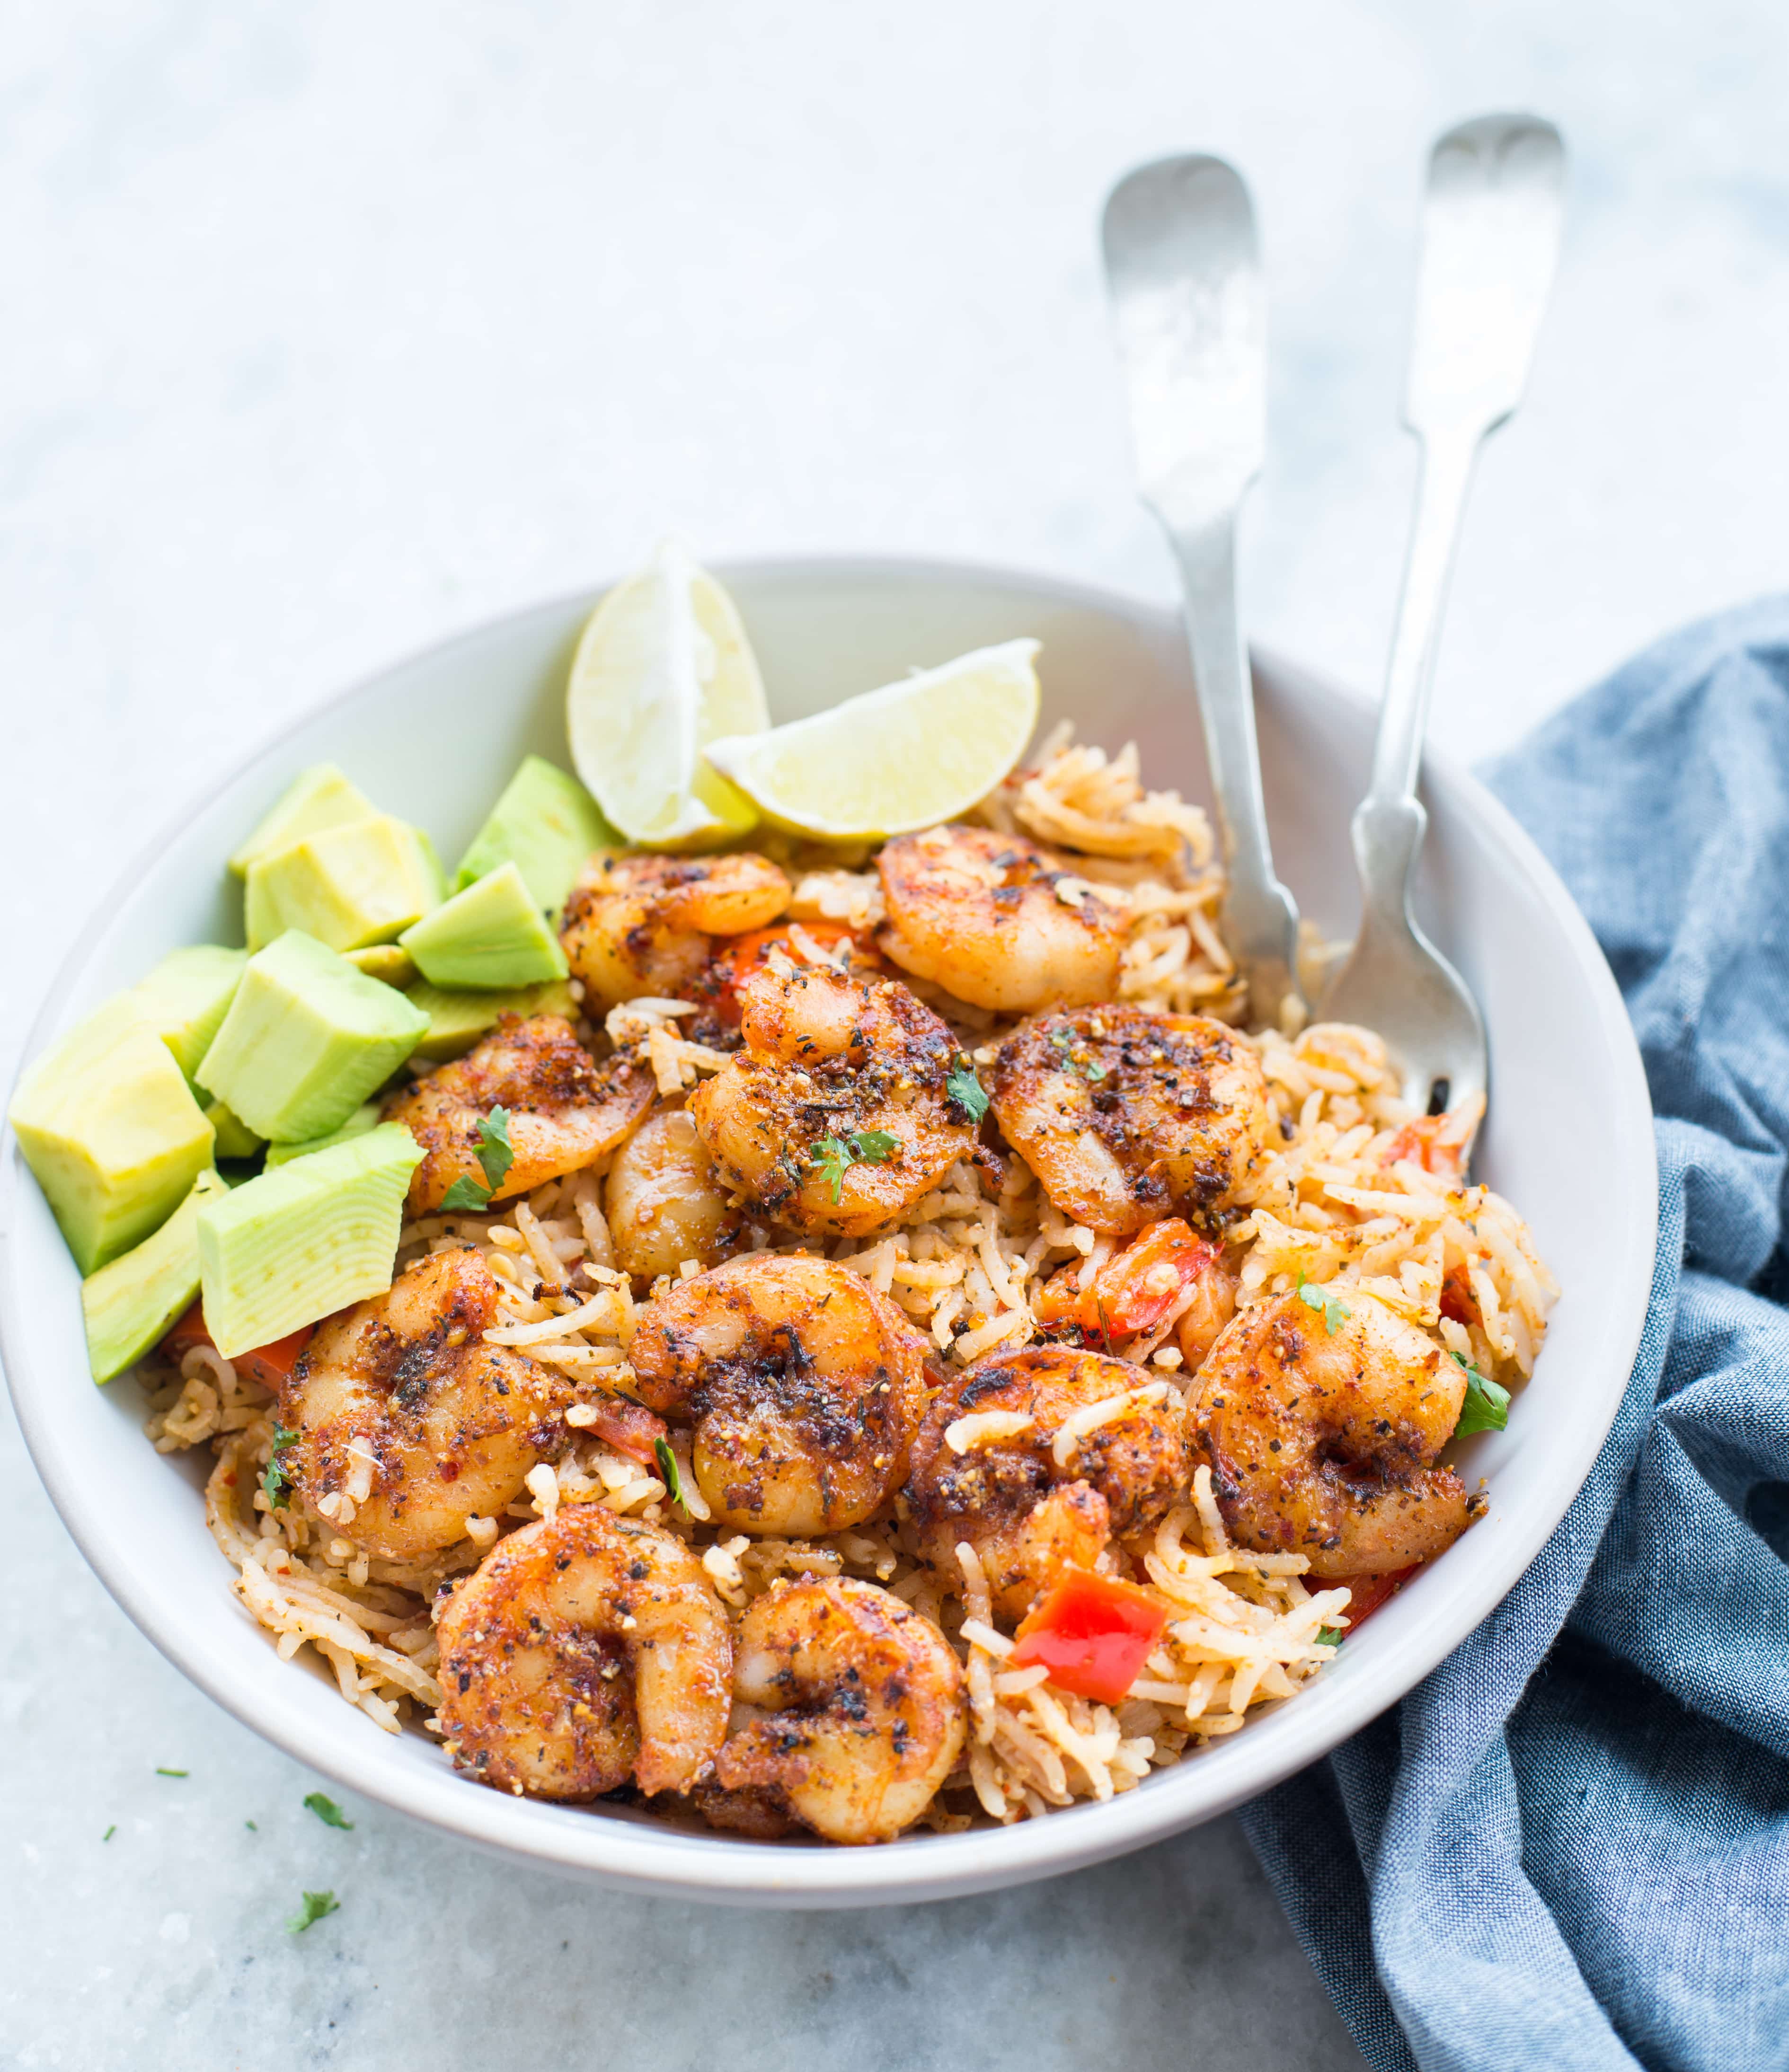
<box><xmin>5</xmin><ymin>3</ymin><xmax>1785</xmax><ymax>2066</ymax></box>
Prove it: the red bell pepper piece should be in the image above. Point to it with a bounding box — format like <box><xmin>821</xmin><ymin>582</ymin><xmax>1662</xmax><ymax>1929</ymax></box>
<box><xmin>1009</xmin><ymin>1568</ymin><xmax>1169</xmax><ymax>1705</ymax></box>
<box><xmin>159</xmin><ymin>1301</ymin><xmax>313</xmax><ymax>1390</ymax></box>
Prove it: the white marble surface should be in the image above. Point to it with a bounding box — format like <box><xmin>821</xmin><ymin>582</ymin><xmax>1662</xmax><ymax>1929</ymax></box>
<box><xmin>6</xmin><ymin>2</ymin><xmax>1789</xmax><ymax>2063</ymax></box>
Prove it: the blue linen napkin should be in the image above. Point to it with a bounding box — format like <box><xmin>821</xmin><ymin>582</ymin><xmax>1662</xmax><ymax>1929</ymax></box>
<box><xmin>1236</xmin><ymin>601</ymin><xmax>1789</xmax><ymax>2071</ymax></box>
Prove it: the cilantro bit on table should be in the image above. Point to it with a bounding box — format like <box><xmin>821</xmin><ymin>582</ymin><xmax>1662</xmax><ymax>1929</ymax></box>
<box><xmin>653</xmin><ymin>1437</ymin><xmax>686</xmax><ymax>1511</ymax></box>
<box><xmin>1297</xmin><ymin>1282</ymin><xmax>1351</xmax><ymax>1335</ymax></box>
<box><xmin>1450</xmin><ymin>1349</ymin><xmax>1511</xmax><ymax>1437</ymax></box>
<box><xmin>945</xmin><ymin>1059</ymin><xmax>989</xmax><ymax>1124</ymax></box>
<box><xmin>808</xmin><ymin>1129</ymin><xmax>899</xmax><ymax>1204</ymax></box>
<box><xmin>303</xmin><ymin>1792</ymin><xmax>354</xmax><ymax>1831</ymax></box>
<box><xmin>440</xmin><ymin>1106</ymin><xmax>515</xmax><ymax>1212</ymax></box>
<box><xmin>262</xmin><ymin>1423</ymin><xmax>299</xmax><ymax>1510</ymax></box>
<box><xmin>288</xmin><ymin>1890</ymin><xmax>340</xmax><ymax>1933</ymax></box>
<box><xmin>245</xmin><ymin>1821</ymin><xmax>258</xmax><ymax>1832</ymax></box>
<box><xmin>155</xmin><ymin>1767</ymin><xmax>188</xmax><ymax>1778</ymax></box>
<box><xmin>102</xmin><ymin>1825</ymin><xmax>116</xmax><ymax>1842</ymax></box>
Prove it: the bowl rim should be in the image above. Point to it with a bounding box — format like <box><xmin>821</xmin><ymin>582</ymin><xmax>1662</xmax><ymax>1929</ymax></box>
<box><xmin>0</xmin><ymin>551</ymin><xmax>1657</xmax><ymax>1904</ymax></box>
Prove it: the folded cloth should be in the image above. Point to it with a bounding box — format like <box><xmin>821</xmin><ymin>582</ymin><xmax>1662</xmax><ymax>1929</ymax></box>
<box><xmin>1236</xmin><ymin>602</ymin><xmax>1789</xmax><ymax>2072</ymax></box>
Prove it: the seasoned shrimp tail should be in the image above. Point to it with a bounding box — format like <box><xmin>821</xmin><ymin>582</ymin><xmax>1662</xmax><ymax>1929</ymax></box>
<box><xmin>559</xmin><ymin>852</ymin><xmax>790</xmax><ymax>1007</ymax></box>
<box><xmin>386</xmin><ymin>1013</ymin><xmax>653</xmax><ymax>1216</ymax></box>
<box><xmin>437</xmin><ymin>1506</ymin><xmax>733</xmax><ymax>1800</ymax></box>
<box><xmin>714</xmin><ymin>1577</ymin><xmax>966</xmax><ymax>1844</ymax></box>
<box><xmin>1190</xmin><ymin>1287</ymin><xmax>1476</xmax><ymax>1577</ymax></box>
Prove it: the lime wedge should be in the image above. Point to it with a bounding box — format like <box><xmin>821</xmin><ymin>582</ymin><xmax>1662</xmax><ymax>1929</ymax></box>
<box><xmin>704</xmin><ymin>640</ymin><xmax>1041</xmax><ymax>839</ymax></box>
<box><xmin>567</xmin><ymin>539</ymin><xmax>769</xmax><ymax>849</ymax></box>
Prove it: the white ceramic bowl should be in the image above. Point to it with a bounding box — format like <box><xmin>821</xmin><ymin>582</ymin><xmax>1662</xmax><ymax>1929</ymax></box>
<box><xmin>0</xmin><ymin>556</ymin><xmax>1656</xmax><ymax>1906</ymax></box>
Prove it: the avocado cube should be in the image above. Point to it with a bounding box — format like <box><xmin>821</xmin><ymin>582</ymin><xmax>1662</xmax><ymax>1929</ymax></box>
<box><xmin>399</xmin><ymin>862</ymin><xmax>569</xmax><ymax>990</ymax></box>
<box><xmin>345</xmin><ymin>943</ymin><xmax>417</xmax><ymax>988</ymax></box>
<box><xmin>228</xmin><ymin>763</ymin><xmax>379</xmax><ymax>878</ymax></box>
<box><xmin>201</xmin><ymin>1097</ymin><xmax>266</xmax><ymax>1161</ymax></box>
<box><xmin>196</xmin><ymin>1124</ymin><xmax>424</xmax><ymax>1357</ymax></box>
<box><xmin>264</xmin><ymin>1101</ymin><xmax>383</xmax><ymax>1169</ymax></box>
<box><xmin>195</xmin><ymin>931</ymin><xmax>430</xmax><ymax>1143</ymax></box>
<box><xmin>8</xmin><ymin>1001</ymin><xmax>216</xmax><ymax>1273</ymax></box>
<box><xmin>81</xmin><ymin>1168</ymin><xmax>230</xmax><ymax>1383</ymax></box>
<box><xmin>243</xmin><ymin>814</ymin><xmax>444</xmax><ymax>954</ymax></box>
<box><xmin>408</xmin><ymin>978</ymin><xmax>577</xmax><ymax>1061</ymax></box>
<box><xmin>453</xmin><ymin>756</ymin><xmax>617</xmax><ymax>917</ymax></box>
<box><xmin>130</xmin><ymin>946</ymin><xmax>248</xmax><ymax>1081</ymax></box>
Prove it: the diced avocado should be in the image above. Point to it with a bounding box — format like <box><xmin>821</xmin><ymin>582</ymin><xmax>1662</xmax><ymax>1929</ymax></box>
<box><xmin>244</xmin><ymin>814</ymin><xmax>444</xmax><ymax>954</ymax></box>
<box><xmin>8</xmin><ymin>1002</ymin><xmax>216</xmax><ymax>1273</ymax></box>
<box><xmin>196</xmin><ymin>1124</ymin><xmax>424</xmax><ymax>1357</ymax></box>
<box><xmin>399</xmin><ymin>862</ymin><xmax>570</xmax><ymax>989</ymax></box>
<box><xmin>81</xmin><ymin>1168</ymin><xmax>230</xmax><ymax>1383</ymax></box>
<box><xmin>264</xmin><ymin>1101</ymin><xmax>383</xmax><ymax>1169</ymax></box>
<box><xmin>408</xmin><ymin>978</ymin><xmax>578</xmax><ymax>1061</ymax></box>
<box><xmin>453</xmin><ymin>755</ymin><xmax>617</xmax><ymax>916</ymax></box>
<box><xmin>130</xmin><ymin>946</ymin><xmax>248</xmax><ymax>1081</ymax></box>
<box><xmin>201</xmin><ymin>1097</ymin><xmax>266</xmax><ymax>1160</ymax></box>
<box><xmin>228</xmin><ymin>764</ymin><xmax>379</xmax><ymax>877</ymax></box>
<box><xmin>345</xmin><ymin>943</ymin><xmax>417</xmax><ymax>988</ymax></box>
<box><xmin>196</xmin><ymin>931</ymin><xmax>429</xmax><ymax>1143</ymax></box>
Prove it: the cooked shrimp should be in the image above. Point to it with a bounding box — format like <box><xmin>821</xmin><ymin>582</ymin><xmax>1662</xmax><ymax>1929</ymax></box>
<box><xmin>904</xmin><ymin>1342</ymin><xmax>1189</xmax><ymax>1619</ymax></box>
<box><xmin>713</xmin><ymin>1577</ymin><xmax>965</xmax><ymax>1844</ymax></box>
<box><xmin>688</xmin><ymin>963</ymin><xmax>979</xmax><ymax>1238</ymax></box>
<box><xmin>435</xmin><ymin>1505</ymin><xmax>732</xmax><ymax>1799</ymax></box>
<box><xmin>279</xmin><ymin>1247</ymin><xmax>573</xmax><ymax>1561</ymax></box>
<box><xmin>876</xmin><ymin>823</ymin><xmax>1128</xmax><ymax>1013</ymax></box>
<box><xmin>991</xmin><ymin>1006</ymin><xmax>1274</xmax><ymax>1236</ymax></box>
<box><xmin>559</xmin><ymin>852</ymin><xmax>790</xmax><ymax>1007</ymax></box>
<box><xmin>630</xmin><ymin>1252</ymin><xmax>930</xmax><ymax>1534</ymax></box>
<box><xmin>604</xmin><ymin>1108</ymin><xmax>744</xmax><ymax>1281</ymax></box>
<box><xmin>386</xmin><ymin>1013</ymin><xmax>653</xmax><ymax>1217</ymax></box>
<box><xmin>1189</xmin><ymin>1287</ymin><xmax>1475</xmax><ymax>1577</ymax></box>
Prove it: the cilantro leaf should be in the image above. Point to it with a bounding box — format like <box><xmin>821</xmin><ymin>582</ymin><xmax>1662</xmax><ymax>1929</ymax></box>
<box><xmin>303</xmin><ymin>1792</ymin><xmax>354</xmax><ymax>1831</ymax></box>
<box><xmin>807</xmin><ymin>1129</ymin><xmax>899</xmax><ymax>1204</ymax></box>
<box><xmin>262</xmin><ymin>1423</ymin><xmax>299</xmax><ymax>1510</ymax></box>
<box><xmin>1450</xmin><ymin>1349</ymin><xmax>1511</xmax><ymax>1437</ymax></box>
<box><xmin>439</xmin><ymin>1174</ymin><xmax>492</xmax><ymax>1212</ymax></box>
<box><xmin>1316</xmin><ymin>1626</ymin><xmax>1343</xmax><ymax>1648</ymax></box>
<box><xmin>102</xmin><ymin>1825</ymin><xmax>116</xmax><ymax>1842</ymax></box>
<box><xmin>653</xmin><ymin>1437</ymin><xmax>685</xmax><ymax>1511</ymax></box>
<box><xmin>288</xmin><ymin>1889</ymin><xmax>339</xmax><ymax>1933</ymax></box>
<box><xmin>155</xmin><ymin>1767</ymin><xmax>188</xmax><ymax>1778</ymax></box>
<box><xmin>809</xmin><ymin>1137</ymin><xmax>850</xmax><ymax>1203</ymax></box>
<box><xmin>1049</xmin><ymin>1027</ymin><xmax>1107</xmax><ymax>1082</ymax></box>
<box><xmin>440</xmin><ymin>1108</ymin><xmax>515</xmax><ymax>1212</ymax></box>
<box><xmin>851</xmin><ymin>1129</ymin><xmax>898</xmax><ymax>1162</ymax></box>
<box><xmin>946</xmin><ymin>1060</ymin><xmax>989</xmax><ymax>1124</ymax></box>
<box><xmin>1297</xmin><ymin>1282</ymin><xmax>1351</xmax><ymax>1335</ymax></box>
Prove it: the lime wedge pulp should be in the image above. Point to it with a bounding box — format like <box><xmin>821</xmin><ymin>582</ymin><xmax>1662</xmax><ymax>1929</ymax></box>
<box><xmin>704</xmin><ymin>639</ymin><xmax>1041</xmax><ymax>840</ymax></box>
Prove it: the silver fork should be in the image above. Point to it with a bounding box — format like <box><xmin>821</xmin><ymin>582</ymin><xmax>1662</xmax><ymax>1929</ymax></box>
<box><xmin>1324</xmin><ymin>113</ymin><xmax>1566</xmax><ymax>1140</ymax></box>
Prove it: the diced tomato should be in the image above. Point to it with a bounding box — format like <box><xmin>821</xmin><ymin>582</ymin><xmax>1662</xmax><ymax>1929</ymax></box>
<box><xmin>1034</xmin><ymin>1218</ymin><xmax>1220</xmax><ymax>1346</ymax></box>
<box><xmin>157</xmin><ymin>1302</ymin><xmax>314</xmax><ymax>1389</ymax></box>
<box><xmin>1009</xmin><ymin>1568</ymin><xmax>1169</xmax><ymax>1705</ymax></box>
<box><xmin>1381</xmin><ymin>1118</ymin><xmax>1463</xmax><ymax>1179</ymax></box>
<box><xmin>579</xmin><ymin>1390</ymin><xmax>669</xmax><ymax>1468</ymax></box>
<box><xmin>704</xmin><ymin>923</ymin><xmax>882</xmax><ymax>1023</ymax></box>
<box><xmin>1439</xmin><ymin>1263</ymin><xmax>1479</xmax><ymax>1329</ymax></box>
<box><xmin>1325</xmin><ymin>1564</ymin><xmax>1422</xmax><ymax>1630</ymax></box>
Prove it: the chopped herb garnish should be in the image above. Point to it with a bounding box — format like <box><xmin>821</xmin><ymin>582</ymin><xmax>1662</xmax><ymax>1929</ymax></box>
<box><xmin>303</xmin><ymin>1792</ymin><xmax>354</xmax><ymax>1831</ymax></box>
<box><xmin>1316</xmin><ymin>1626</ymin><xmax>1343</xmax><ymax>1648</ymax></box>
<box><xmin>946</xmin><ymin>1060</ymin><xmax>989</xmax><ymax>1124</ymax></box>
<box><xmin>262</xmin><ymin>1423</ymin><xmax>299</xmax><ymax>1509</ymax></box>
<box><xmin>1297</xmin><ymin>1282</ymin><xmax>1351</xmax><ymax>1336</ymax></box>
<box><xmin>288</xmin><ymin>1889</ymin><xmax>339</xmax><ymax>1933</ymax></box>
<box><xmin>245</xmin><ymin>1821</ymin><xmax>258</xmax><ymax>1832</ymax></box>
<box><xmin>653</xmin><ymin>1437</ymin><xmax>685</xmax><ymax>1511</ymax></box>
<box><xmin>155</xmin><ymin>1767</ymin><xmax>188</xmax><ymax>1778</ymax></box>
<box><xmin>808</xmin><ymin>1129</ymin><xmax>899</xmax><ymax>1204</ymax></box>
<box><xmin>102</xmin><ymin>1825</ymin><xmax>116</xmax><ymax>1842</ymax></box>
<box><xmin>1049</xmin><ymin>1028</ymin><xmax>1107</xmax><ymax>1081</ymax></box>
<box><xmin>1450</xmin><ymin>1349</ymin><xmax>1511</xmax><ymax>1437</ymax></box>
<box><xmin>440</xmin><ymin>1106</ymin><xmax>515</xmax><ymax>1212</ymax></box>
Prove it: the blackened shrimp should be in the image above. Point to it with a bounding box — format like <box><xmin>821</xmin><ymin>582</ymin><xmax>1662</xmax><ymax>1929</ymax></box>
<box><xmin>713</xmin><ymin>1577</ymin><xmax>965</xmax><ymax>1844</ymax></box>
<box><xmin>991</xmin><ymin>1006</ymin><xmax>1274</xmax><ymax>1236</ymax></box>
<box><xmin>688</xmin><ymin>963</ymin><xmax>979</xmax><ymax>1239</ymax></box>
<box><xmin>603</xmin><ymin>1108</ymin><xmax>744</xmax><ymax>1281</ymax></box>
<box><xmin>876</xmin><ymin>823</ymin><xmax>1128</xmax><ymax>1013</ymax></box>
<box><xmin>629</xmin><ymin>1252</ymin><xmax>930</xmax><ymax>1535</ymax></box>
<box><xmin>278</xmin><ymin>1248</ymin><xmax>573</xmax><ymax>1561</ymax></box>
<box><xmin>385</xmin><ymin>1013</ymin><xmax>653</xmax><ymax>1217</ymax></box>
<box><xmin>558</xmin><ymin>852</ymin><xmax>790</xmax><ymax>1007</ymax></box>
<box><xmin>1189</xmin><ymin>1287</ymin><xmax>1475</xmax><ymax>1577</ymax></box>
<box><xmin>436</xmin><ymin>1505</ymin><xmax>732</xmax><ymax>1800</ymax></box>
<box><xmin>904</xmin><ymin>1342</ymin><xmax>1189</xmax><ymax>1620</ymax></box>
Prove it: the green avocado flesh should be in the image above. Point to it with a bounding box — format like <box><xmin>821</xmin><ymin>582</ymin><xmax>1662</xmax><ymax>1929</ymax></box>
<box><xmin>243</xmin><ymin>814</ymin><xmax>444</xmax><ymax>954</ymax></box>
<box><xmin>196</xmin><ymin>931</ymin><xmax>430</xmax><ymax>1143</ymax></box>
<box><xmin>228</xmin><ymin>764</ymin><xmax>378</xmax><ymax>878</ymax></box>
<box><xmin>81</xmin><ymin>1168</ymin><xmax>229</xmax><ymax>1383</ymax></box>
<box><xmin>345</xmin><ymin>943</ymin><xmax>417</xmax><ymax>988</ymax></box>
<box><xmin>264</xmin><ymin>1101</ymin><xmax>383</xmax><ymax>1168</ymax></box>
<box><xmin>9</xmin><ymin>1002</ymin><xmax>216</xmax><ymax>1274</ymax></box>
<box><xmin>399</xmin><ymin>861</ymin><xmax>569</xmax><ymax>989</ymax></box>
<box><xmin>201</xmin><ymin>1098</ymin><xmax>266</xmax><ymax>1160</ymax></box>
<box><xmin>196</xmin><ymin>1124</ymin><xmax>424</xmax><ymax>1357</ymax></box>
<box><xmin>408</xmin><ymin>978</ymin><xmax>577</xmax><ymax>1060</ymax></box>
<box><xmin>453</xmin><ymin>755</ymin><xmax>616</xmax><ymax>917</ymax></box>
<box><xmin>130</xmin><ymin>946</ymin><xmax>247</xmax><ymax>1081</ymax></box>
